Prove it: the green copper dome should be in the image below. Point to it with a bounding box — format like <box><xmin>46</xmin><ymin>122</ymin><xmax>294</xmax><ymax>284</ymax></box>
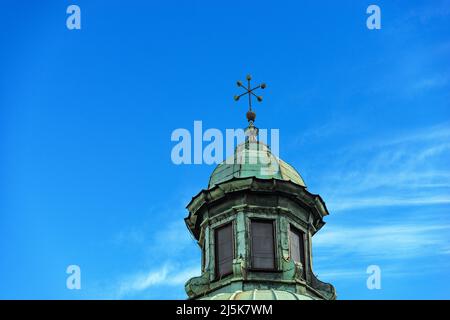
<box><xmin>208</xmin><ymin>140</ymin><xmax>306</xmax><ymax>189</ymax></box>
<box><xmin>185</xmin><ymin>84</ymin><xmax>336</xmax><ymax>301</ymax></box>
<box><xmin>200</xmin><ymin>289</ymin><xmax>316</xmax><ymax>300</ymax></box>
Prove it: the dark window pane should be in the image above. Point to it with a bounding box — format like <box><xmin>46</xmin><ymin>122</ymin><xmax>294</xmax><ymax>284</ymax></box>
<box><xmin>290</xmin><ymin>229</ymin><xmax>301</xmax><ymax>263</ymax></box>
<box><xmin>251</xmin><ymin>220</ymin><xmax>275</xmax><ymax>269</ymax></box>
<box><xmin>215</xmin><ymin>223</ymin><xmax>233</xmax><ymax>277</ymax></box>
<box><xmin>290</xmin><ymin>226</ymin><xmax>306</xmax><ymax>278</ymax></box>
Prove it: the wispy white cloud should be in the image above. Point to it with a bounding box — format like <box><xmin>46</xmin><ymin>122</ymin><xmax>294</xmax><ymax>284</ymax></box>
<box><xmin>303</xmin><ymin>123</ymin><xmax>450</xmax><ymax>289</ymax></box>
<box><xmin>112</xmin><ymin>211</ymin><xmax>197</xmax><ymax>257</ymax></box>
<box><xmin>314</xmin><ymin>262</ymin><xmax>450</xmax><ymax>283</ymax></box>
<box><xmin>291</xmin><ymin>120</ymin><xmax>351</xmax><ymax>147</ymax></box>
<box><xmin>116</xmin><ymin>264</ymin><xmax>199</xmax><ymax>298</ymax></box>
<box><xmin>316</xmin><ymin>123</ymin><xmax>450</xmax><ymax>212</ymax></box>
<box><xmin>315</xmin><ymin>269</ymin><xmax>367</xmax><ymax>280</ymax></box>
<box><xmin>108</xmin><ymin>209</ymin><xmax>200</xmax><ymax>299</ymax></box>
<box><xmin>404</xmin><ymin>0</ymin><xmax>450</xmax><ymax>24</ymax></box>
<box><xmin>329</xmin><ymin>196</ymin><xmax>450</xmax><ymax>212</ymax></box>
<box><xmin>314</xmin><ymin>222</ymin><xmax>450</xmax><ymax>260</ymax></box>
<box><xmin>412</xmin><ymin>75</ymin><xmax>448</xmax><ymax>91</ymax></box>
<box><xmin>315</xmin><ymin>266</ymin><xmax>413</xmax><ymax>280</ymax></box>
<box><xmin>113</xmin><ymin>227</ymin><xmax>146</xmax><ymax>245</ymax></box>
<box><xmin>376</xmin><ymin>122</ymin><xmax>450</xmax><ymax>147</ymax></box>
<box><xmin>145</xmin><ymin>220</ymin><xmax>196</xmax><ymax>255</ymax></box>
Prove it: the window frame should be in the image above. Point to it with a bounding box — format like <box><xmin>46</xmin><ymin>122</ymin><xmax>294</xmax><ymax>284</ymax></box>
<box><xmin>249</xmin><ymin>218</ymin><xmax>278</xmax><ymax>272</ymax></box>
<box><xmin>214</xmin><ymin>222</ymin><xmax>234</xmax><ymax>279</ymax></box>
<box><xmin>201</xmin><ymin>239</ymin><xmax>206</xmax><ymax>272</ymax></box>
<box><xmin>289</xmin><ymin>224</ymin><xmax>307</xmax><ymax>279</ymax></box>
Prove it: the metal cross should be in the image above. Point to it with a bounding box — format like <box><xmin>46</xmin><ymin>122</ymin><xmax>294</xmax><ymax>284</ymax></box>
<box><xmin>234</xmin><ymin>74</ymin><xmax>266</xmax><ymax>112</ymax></box>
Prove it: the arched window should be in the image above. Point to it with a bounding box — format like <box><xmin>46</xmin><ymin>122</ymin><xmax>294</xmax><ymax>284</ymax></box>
<box><xmin>250</xmin><ymin>220</ymin><xmax>276</xmax><ymax>270</ymax></box>
<box><xmin>214</xmin><ymin>223</ymin><xmax>233</xmax><ymax>278</ymax></box>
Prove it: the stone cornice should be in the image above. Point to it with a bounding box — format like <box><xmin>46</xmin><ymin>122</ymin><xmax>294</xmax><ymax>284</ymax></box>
<box><xmin>185</xmin><ymin>177</ymin><xmax>330</xmax><ymax>240</ymax></box>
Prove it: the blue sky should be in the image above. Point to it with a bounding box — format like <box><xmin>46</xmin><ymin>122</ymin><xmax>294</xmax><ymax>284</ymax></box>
<box><xmin>0</xmin><ymin>0</ymin><xmax>449</xmax><ymax>299</ymax></box>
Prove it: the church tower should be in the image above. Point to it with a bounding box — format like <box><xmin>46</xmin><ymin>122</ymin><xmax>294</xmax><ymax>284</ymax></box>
<box><xmin>184</xmin><ymin>75</ymin><xmax>336</xmax><ymax>300</ymax></box>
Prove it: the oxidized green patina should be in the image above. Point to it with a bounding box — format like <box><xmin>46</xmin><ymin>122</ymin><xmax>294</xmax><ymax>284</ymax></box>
<box><xmin>208</xmin><ymin>140</ymin><xmax>306</xmax><ymax>189</ymax></box>
<box><xmin>184</xmin><ymin>128</ymin><xmax>336</xmax><ymax>300</ymax></box>
<box><xmin>185</xmin><ymin>75</ymin><xmax>335</xmax><ymax>300</ymax></box>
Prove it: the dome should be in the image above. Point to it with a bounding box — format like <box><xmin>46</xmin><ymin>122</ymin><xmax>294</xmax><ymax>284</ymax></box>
<box><xmin>200</xmin><ymin>289</ymin><xmax>316</xmax><ymax>300</ymax></box>
<box><xmin>208</xmin><ymin>140</ymin><xmax>306</xmax><ymax>189</ymax></box>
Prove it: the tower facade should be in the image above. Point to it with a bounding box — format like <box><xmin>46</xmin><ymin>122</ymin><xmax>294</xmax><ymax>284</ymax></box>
<box><xmin>184</xmin><ymin>76</ymin><xmax>336</xmax><ymax>300</ymax></box>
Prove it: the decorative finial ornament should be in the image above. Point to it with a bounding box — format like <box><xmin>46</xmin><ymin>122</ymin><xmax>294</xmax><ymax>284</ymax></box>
<box><xmin>234</xmin><ymin>74</ymin><xmax>266</xmax><ymax>123</ymax></box>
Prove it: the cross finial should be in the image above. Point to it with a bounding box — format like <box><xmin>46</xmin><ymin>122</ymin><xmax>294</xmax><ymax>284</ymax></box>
<box><xmin>234</xmin><ymin>74</ymin><xmax>266</xmax><ymax>123</ymax></box>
